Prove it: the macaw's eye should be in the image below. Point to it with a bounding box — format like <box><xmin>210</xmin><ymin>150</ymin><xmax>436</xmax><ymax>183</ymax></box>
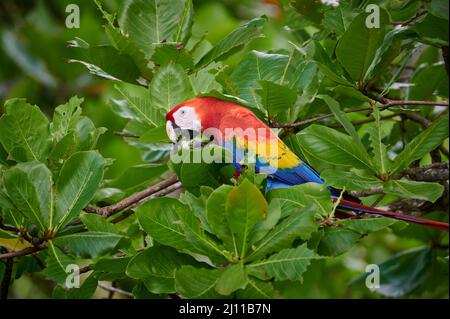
<box><xmin>180</xmin><ymin>110</ymin><xmax>186</xmax><ymax>116</ymax></box>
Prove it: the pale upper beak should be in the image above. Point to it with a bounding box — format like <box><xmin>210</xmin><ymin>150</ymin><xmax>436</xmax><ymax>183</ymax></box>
<box><xmin>166</xmin><ymin>120</ymin><xmax>177</xmax><ymax>143</ymax></box>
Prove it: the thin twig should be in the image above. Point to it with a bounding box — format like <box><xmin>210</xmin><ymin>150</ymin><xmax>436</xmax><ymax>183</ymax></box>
<box><xmin>98</xmin><ymin>282</ymin><xmax>133</xmax><ymax>298</ymax></box>
<box><xmin>114</xmin><ymin>131</ymin><xmax>139</xmax><ymax>138</ymax></box>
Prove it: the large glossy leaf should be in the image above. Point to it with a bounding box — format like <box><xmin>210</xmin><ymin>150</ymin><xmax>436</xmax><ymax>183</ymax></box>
<box><xmin>118</xmin><ymin>0</ymin><xmax>193</xmax><ymax>56</ymax></box>
<box><xmin>126</xmin><ymin>246</ymin><xmax>196</xmax><ymax>294</ymax></box>
<box><xmin>105</xmin><ymin>163</ymin><xmax>168</xmax><ymax>192</ymax></box>
<box><xmin>268</xmin><ymin>183</ymin><xmax>333</xmax><ymax>217</ymax></box>
<box><xmin>51</xmin><ymin>96</ymin><xmax>83</xmax><ymax>142</ymax></box>
<box><xmin>55</xmin><ymin>151</ymin><xmax>106</xmax><ymax>231</ymax></box>
<box><xmin>115</xmin><ymin>85</ymin><xmax>165</xmax><ymax>127</ymax></box>
<box><xmin>53</xmin><ymin>231</ymin><xmax>122</xmax><ymax>258</ymax></box>
<box><xmin>3</xmin><ymin>162</ymin><xmax>53</xmax><ymax>231</ymax></box>
<box><xmin>336</xmin><ymin>218</ymin><xmax>397</xmax><ymax>234</ymax></box>
<box><xmin>0</xmin><ymin>99</ymin><xmax>52</xmax><ymax>162</ymax></box>
<box><xmin>336</xmin><ymin>9</ymin><xmax>389</xmax><ymax>82</ymax></box>
<box><xmin>226</xmin><ymin>179</ymin><xmax>268</xmax><ymax>258</ymax></box>
<box><xmin>206</xmin><ymin>185</ymin><xmax>234</xmax><ymax>250</ymax></box>
<box><xmin>196</xmin><ymin>17</ymin><xmax>267</xmax><ymax>68</ymax></box>
<box><xmin>390</xmin><ymin>113</ymin><xmax>449</xmax><ymax>175</ymax></box>
<box><xmin>368</xmin><ymin>107</ymin><xmax>390</xmax><ymax>176</ymax></box>
<box><xmin>175</xmin><ymin>266</ymin><xmax>224</xmax><ymax>298</ymax></box>
<box><xmin>414</xmin><ymin>13</ymin><xmax>449</xmax><ymax>46</ymax></box>
<box><xmin>246</xmin><ymin>206</ymin><xmax>318</xmax><ymax>262</ymax></box>
<box><xmin>321</xmin><ymin>168</ymin><xmax>383</xmax><ymax>192</ymax></box>
<box><xmin>137</xmin><ymin>198</ymin><xmax>190</xmax><ymax>250</ymax></box>
<box><xmin>256</xmin><ymin>80</ymin><xmax>297</xmax><ymax>116</ymax></box>
<box><xmin>43</xmin><ymin>242</ymin><xmax>75</xmax><ymax>284</ymax></box>
<box><xmin>149</xmin><ymin>62</ymin><xmax>193</xmax><ymax>110</ymax></box>
<box><xmin>296</xmin><ymin>125</ymin><xmax>376</xmax><ymax>173</ymax></box>
<box><xmin>215</xmin><ymin>263</ymin><xmax>248</xmax><ymax>295</ymax></box>
<box><xmin>317</xmin><ymin>228</ymin><xmax>360</xmax><ymax>256</ymax></box>
<box><xmin>230</xmin><ymin>51</ymin><xmax>289</xmax><ymax>104</ymax></box>
<box><xmin>383</xmin><ymin>179</ymin><xmax>444</xmax><ymax>203</ymax></box>
<box><xmin>236</xmin><ymin>277</ymin><xmax>274</xmax><ymax>299</ymax></box>
<box><xmin>248</xmin><ymin>244</ymin><xmax>316</xmax><ymax>281</ymax></box>
<box><xmin>351</xmin><ymin>246</ymin><xmax>432</xmax><ymax>297</ymax></box>
<box><xmin>68</xmin><ymin>41</ymin><xmax>142</xmax><ymax>84</ymax></box>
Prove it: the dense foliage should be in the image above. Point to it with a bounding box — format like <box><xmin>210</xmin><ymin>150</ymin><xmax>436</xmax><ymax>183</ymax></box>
<box><xmin>0</xmin><ymin>0</ymin><xmax>448</xmax><ymax>299</ymax></box>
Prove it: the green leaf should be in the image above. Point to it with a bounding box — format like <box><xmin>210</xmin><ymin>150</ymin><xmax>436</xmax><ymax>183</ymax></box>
<box><xmin>268</xmin><ymin>183</ymin><xmax>333</xmax><ymax>217</ymax></box>
<box><xmin>115</xmin><ymin>85</ymin><xmax>165</xmax><ymax>127</ymax></box>
<box><xmin>336</xmin><ymin>9</ymin><xmax>389</xmax><ymax>82</ymax></box>
<box><xmin>149</xmin><ymin>62</ymin><xmax>193</xmax><ymax>111</ymax></box>
<box><xmin>230</xmin><ymin>50</ymin><xmax>289</xmax><ymax>105</ymax></box>
<box><xmin>175</xmin><ymin>266</ymin><xmax>224</xmax><ymax>298</ymax></box>
<box><xmin>248</xmin><ymin>244</ymin><xmax>316</xmax><ymax>281</ymax></box>
<box><xmin>53</xmin><ymin>231</ymin><xmax>122</xmax><ymax>258</ymax></box>
<box><xmin>118</xmin><ymin>0</ymin><xmax>193</xmax><ymax>56</ymax></box>
<box><xmin>64</xmin><ymin>274</ymin><xmax>98</xmax><ymax>299</ymax></box>
<box><xmin>80</xmin><ymin>213</ymin><xmax>120</xmax><ymax>234</ymax></box>
<box><xmin>390</xmin><ymin>113</ymin><xmax>449</xmax><ymax>175</ymax></box>
<box><xmin>317</xmin><ymin>228</ymin><xmax>360</xmax><ymax>256</ymax></box>
<box><xmin>197</xmin><ymin>16</ymin><xmax>267</xmax><ymax>68</ymax></box>
<box><xmin>249</xmin><ymin>199</ymin><xmax>282</xmax><ymax>245</ymax></box>
<box><xmin>51</xmin><ymin>96</ymin><xmax>83</xmax><ymax>142</ymax></box>
<box><xmin>68</xmin><ymin>42</ymin><xmax>142</xmax><ymax>84</ymax></box>
<box><xmin>126</xmin><ymin>246</ymin><xmax>196</xmax><ymax>294</ymax></box>
<box><xmin>246</xmin><ymin>206</ymin><xmax>318</xmax><ymax>262</ymax></box>
<box><xmin>44</xmin><ymin>242</ymin><xmax>75</xmax><ymax>284</ymax></box>
<box><xmin>256</xmin><ymin>80</ymin><xmax>297</xmax><ymax>116</ymax></box>
<box><xmin>318</xmin><ymin>95</ymin><xmax>369</xmax><ymax>158</ymax></box>
<box><xmin>383</xmin><ymin>180</ymin><xmax>444</xmax><ymax>202</ymax></box>
<box><xmin>296</xmin><ymin>125</ymin><xmax>376</xmax><ymax>173</ymax></box>
<box><xmin>226</xmin><ymin>179</ymin><xmax>268</xmax><ymax>258</ymax></box>
<box><xmin>289</xmin><ymin>0</ymin><xmax>323</xmax><ymax>24</ymax></box>
<box><xmin>55</xmin><ymin>151</ymin><xmax>106</xmax><ymax>231</ymax></box>
<box><xmin>368</xmin><ymin>107</ymin><xmax>390</xmax><ymax>176</ymax></box>
<box><xmin>137</xmin><ymin>198</ymin><xmax>190</xmax><ymax>250</ymax></box>
<box><xmin>215</xmin><ymin>263</ymin><xmax>248</xmax><ymax>295</ymax></box>
<box><xmin>139</xmin><ymin>126</ymin><xmax>171</xmax><ymax>143</ymax></box>
<box><xmin>414</xmin><ymin>13</ymin><xmax>449</xmax><ymax>46</ymax></box>
<box><xmin>189</xmin><ymin>62</ymin><xmax>223</xmax><ymax>95</ymax></box>
<box><xmin>93</xmin><ymin>257</ymin><xmax>131</xmax><ymax>281</ymax></box>
<box><xmin>206</xmin><ymin>185</ymin><xmax>234</xmax><ymax>250</ymax></box>
<box><xmin>236</xmin><ymin>277</ymin><xmax>274</xmax><ymax>299</ymax></box>
<box><xmin>321</xmin><ymin>168</ymin><xmax>383</xmax><ymax>192</ymax></box>
<box><xmin>3</xmin><ymin>162</ymin><xmax>53</xmax><ymax>231</ymax></box>
<box><xmin>336</xmin><ymin>218</ymin><xmax>397</xmax><ymax>234</ymax></box>
<box><xmin>152</xmin><ymin>43</ymin><xmax>194</xmax><ymax>69</ymax></box>
<box><xmin>351</xmin><ymin>246</ymin><xmax>432</xmax><ymax>297</ymax></box>
<box><xmin>105</xmin><ymin>163</ymin><xmax>168</xmax><ymax>192</ymax></box>
<box><xmin>428</xmin><ymin>0</ymin><xmax>449</xmax><ymax>20</ymax></box>
<box><xmin>0</xmin><ymin>99</ymin><xmax>52</xmax><ymax>162</ymax></box>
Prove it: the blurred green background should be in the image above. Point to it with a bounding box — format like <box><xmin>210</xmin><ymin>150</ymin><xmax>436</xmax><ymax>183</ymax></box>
<box><xmin>0</xmin><ymin>0</ymin><xmax>447</xmax><ymax>298</ymax></box>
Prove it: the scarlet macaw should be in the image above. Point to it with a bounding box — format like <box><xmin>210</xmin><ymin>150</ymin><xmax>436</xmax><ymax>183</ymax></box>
<box><xmin>166</xmin><ymin>97</ymin><xmax>449</xmax><ymax>231</ymax></box>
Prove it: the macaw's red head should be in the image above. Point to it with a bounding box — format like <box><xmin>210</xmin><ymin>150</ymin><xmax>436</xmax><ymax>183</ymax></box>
<box><xmin>165</xmin><ymin>97</ymin><xmax>244</xmax><ymax>143</ymax></box>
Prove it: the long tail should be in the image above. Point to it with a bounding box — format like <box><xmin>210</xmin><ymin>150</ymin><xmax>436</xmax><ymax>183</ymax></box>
<box><xmin>337</xmin><ymin>199</ymin><xmax>449</xmax><ymax>232</ymax></box>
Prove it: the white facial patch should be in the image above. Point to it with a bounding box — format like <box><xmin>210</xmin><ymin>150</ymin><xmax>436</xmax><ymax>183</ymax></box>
<box><xmin>172</xmin><ymin>106</ymin><xmax>201</xmax><ymax>131</ymax></box>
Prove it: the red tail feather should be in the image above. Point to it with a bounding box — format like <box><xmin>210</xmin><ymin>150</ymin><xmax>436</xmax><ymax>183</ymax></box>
<box><xmin>336</xmin><ymin>199</ymin><xmax>449</xmax><ymax>232</ymax></box>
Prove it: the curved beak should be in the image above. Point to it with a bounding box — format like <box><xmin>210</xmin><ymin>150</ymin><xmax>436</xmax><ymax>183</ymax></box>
<box><xmin>166</xmin><ymin>120</ymin><xmax>178</xmax><ymax>143</ymax></box>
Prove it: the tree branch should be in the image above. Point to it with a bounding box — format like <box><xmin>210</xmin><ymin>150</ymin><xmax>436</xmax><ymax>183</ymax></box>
<box><xmin>1</xmin><ymin>256</ymin><xmax>13</xmax><ymax>299</ymax></box>
<box><xmin>84</xmin><ymin>175</ymin><xmax>180</xmax><ymax>217</ymax></box>
<box><xmin>0</xmin><ymin>246</ymin><xmax>45</xmax><ymax>261</ymax></box>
